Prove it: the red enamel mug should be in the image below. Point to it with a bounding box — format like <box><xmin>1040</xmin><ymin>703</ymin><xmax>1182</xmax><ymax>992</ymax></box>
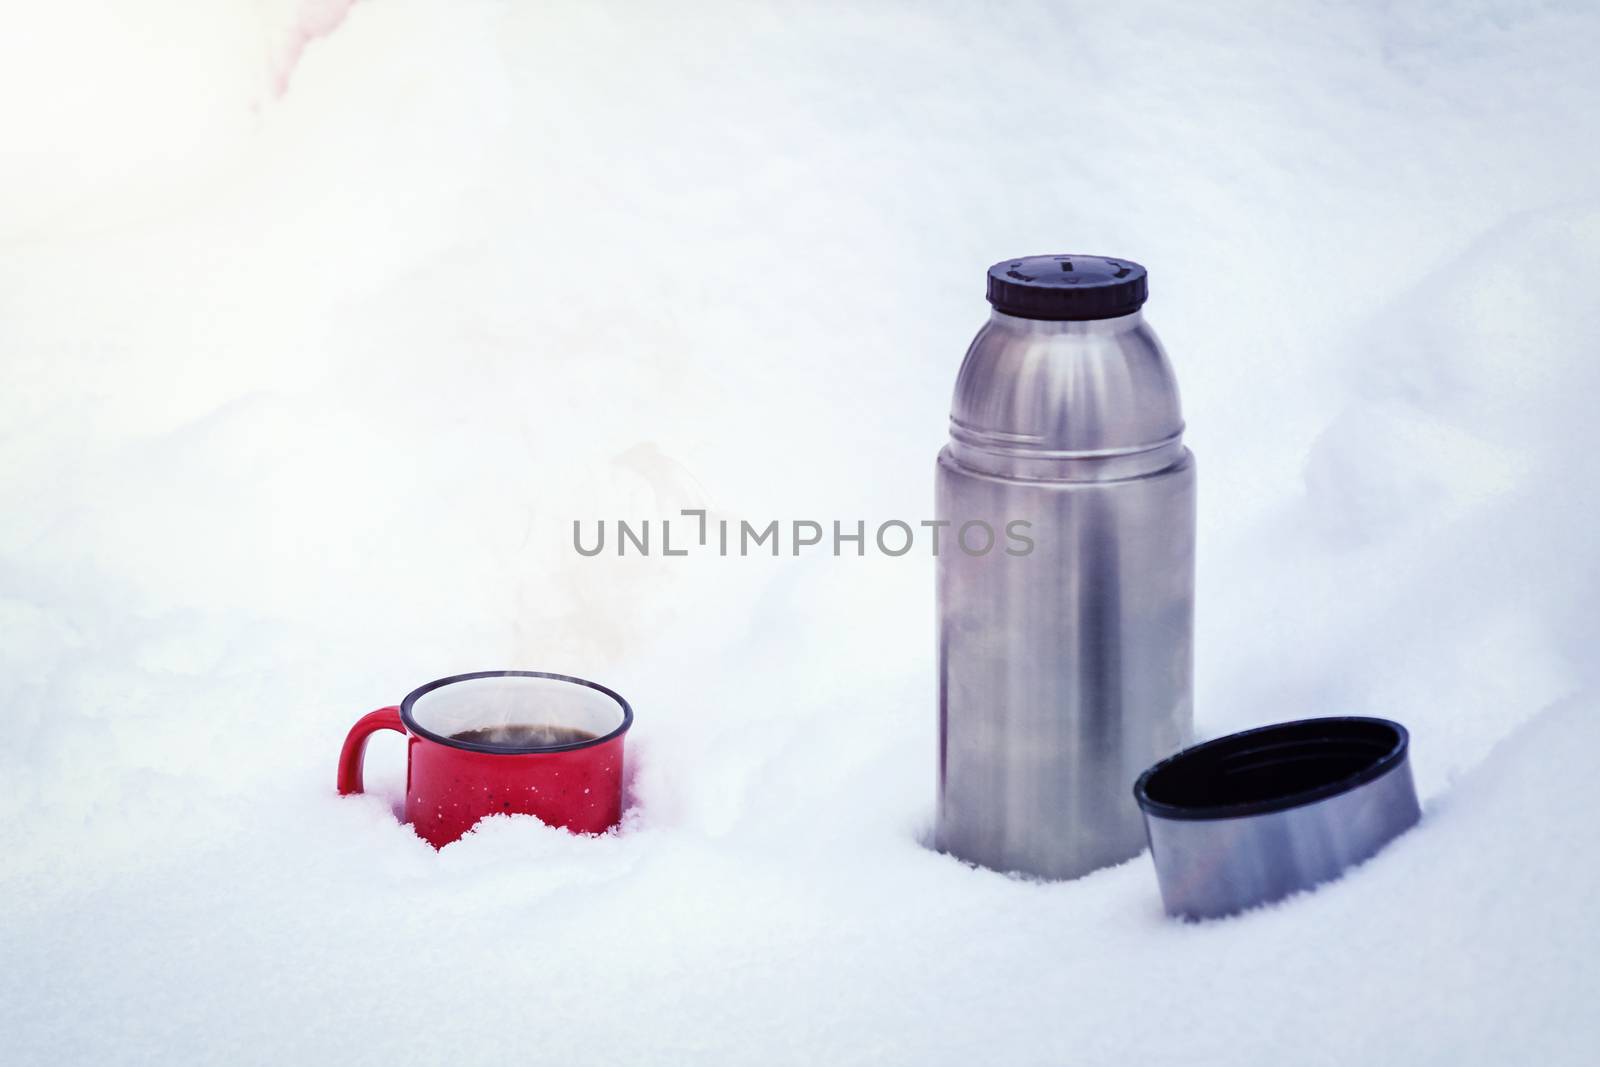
<box><xmin>337</xmin><ymin>670</ymin><xmax>632</xmax><ymax>848</ymax></box>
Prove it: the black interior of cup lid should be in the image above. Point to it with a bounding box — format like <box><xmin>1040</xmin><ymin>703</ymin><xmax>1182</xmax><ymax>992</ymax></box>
<box><xmin>1135</xmin><ymin>717</ymin><xmax>1408</xmax><ymax>821</ymax></box>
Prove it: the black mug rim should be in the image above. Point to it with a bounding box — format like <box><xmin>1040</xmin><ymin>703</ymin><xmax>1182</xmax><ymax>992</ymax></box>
<box><xmin>399</xmin><ymin>670</ymin><xmax>634</xmax><ymax>755</ymax></box>
<box><xmin>1133</xmin><ymin>716</ymin><xmax>1409</xmax><ymax>822</ymax></box>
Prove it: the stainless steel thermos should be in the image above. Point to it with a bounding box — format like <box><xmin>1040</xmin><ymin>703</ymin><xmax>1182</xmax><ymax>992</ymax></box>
<box><xmin>936</xmin><ymin>255</ymin><xmax>1196</xmax><ymax>880</ymax></box>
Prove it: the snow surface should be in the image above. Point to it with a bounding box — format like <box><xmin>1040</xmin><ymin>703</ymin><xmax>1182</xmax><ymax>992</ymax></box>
<box><xmin>2</xmin><ymin>1</ymin><xmax>1598</xmax><ymax>1063</ymax></box>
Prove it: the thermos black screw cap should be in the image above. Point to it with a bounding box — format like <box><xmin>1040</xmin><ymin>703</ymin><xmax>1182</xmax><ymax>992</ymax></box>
<box><xmin>986</xmin><ymin>254</ymin><xmax>1148</xmax><ymax>321</ymax></box>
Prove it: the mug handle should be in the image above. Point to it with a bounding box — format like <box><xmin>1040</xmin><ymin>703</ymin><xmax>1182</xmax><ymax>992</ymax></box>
<box><xmin>337</xmin><ymin>706</ymin><xmax>405</xmax><ymax>794</ymax></box>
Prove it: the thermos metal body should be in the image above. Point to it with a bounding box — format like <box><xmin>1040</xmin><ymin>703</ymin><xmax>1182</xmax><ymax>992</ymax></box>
<box><xmin>936</xmin><ymin>277</ymin><xmax>1195</xmax><ymax>881</ymax></box>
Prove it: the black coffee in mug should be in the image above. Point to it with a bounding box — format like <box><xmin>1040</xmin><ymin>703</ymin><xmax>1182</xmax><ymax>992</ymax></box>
<box><xmin>449</xmin><ymin>724</ymin><xmax>598</xmax><ymax>748</ymax></box>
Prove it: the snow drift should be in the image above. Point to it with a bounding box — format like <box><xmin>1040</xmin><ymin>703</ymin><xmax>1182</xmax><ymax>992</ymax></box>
<box><xmin>2</xmin><ymin>1</ymin><xmax>1597</xmax><ymax>1063</ymax></box>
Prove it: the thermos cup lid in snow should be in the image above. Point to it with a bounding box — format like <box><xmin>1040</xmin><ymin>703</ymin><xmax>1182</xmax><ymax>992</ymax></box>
<box><xmin>1133</xmin><ymin>717</ymin><xmax>1422</xmax><ymax>920</ymax></box>
<box><xmin>985</xmin><ymin>254</ymin><xmax>1149</xmax><ymax>321</ymax></box>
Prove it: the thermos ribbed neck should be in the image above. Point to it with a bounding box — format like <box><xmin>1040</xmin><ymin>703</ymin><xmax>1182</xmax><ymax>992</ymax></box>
<box><xmin>945</xmin><ymin>307</ymin><xmax>1186</xmax><ymax>482</ymax></box>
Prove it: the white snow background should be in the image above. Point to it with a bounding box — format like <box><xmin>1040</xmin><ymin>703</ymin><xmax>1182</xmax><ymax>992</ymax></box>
<box><xmin>2</xmin><ymin>1</ymin><xmax>1598</xmax><ymax>1063</ymax></box>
